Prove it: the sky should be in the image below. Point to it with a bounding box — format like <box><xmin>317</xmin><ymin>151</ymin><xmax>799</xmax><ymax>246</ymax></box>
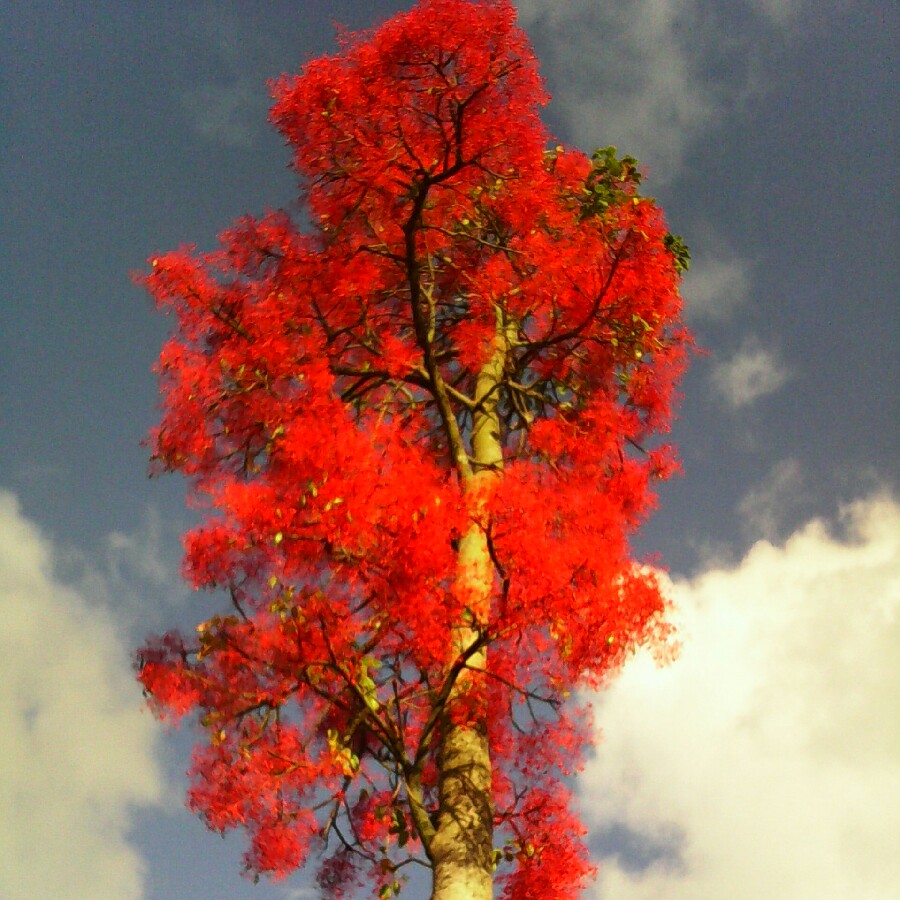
<box><xmin>1</xmin><ymin>1</ymin><xmax>897</xmax><ymax>898</ymax></box>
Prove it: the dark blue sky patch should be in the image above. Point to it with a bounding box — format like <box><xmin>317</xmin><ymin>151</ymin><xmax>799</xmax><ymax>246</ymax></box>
<box><xmin>589</xmin><ymin>820</ymin><xmax>686</xmax><ymax>876</ymax></box>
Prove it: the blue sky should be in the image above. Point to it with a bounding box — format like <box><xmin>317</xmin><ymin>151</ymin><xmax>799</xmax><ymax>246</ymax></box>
<box><xmin>1</xmin><ymin>2</ymin><xmax>897</xmax><ymax>898</ymax></box>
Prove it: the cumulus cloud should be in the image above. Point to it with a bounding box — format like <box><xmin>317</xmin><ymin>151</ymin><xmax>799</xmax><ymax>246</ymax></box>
<box><xmin>711</xmin><ymin>340</ymin><xmax>790</xmax><ymax>407</ymax></box>
<box><xmin>581</xmin><ymin>495</ymin><xmax>900</xmax><ymax>900</ymax></box>
<box><xmin>0</xmin><ymin>491</ymin><xmax>166</xmax><ymax>900</ymax></box>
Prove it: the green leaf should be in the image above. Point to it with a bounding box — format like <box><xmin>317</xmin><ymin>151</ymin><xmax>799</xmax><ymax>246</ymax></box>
<box><xmin>664</xmin><ymin>232</ymin><xmax>691</xmax><ymax>272</ymax></box>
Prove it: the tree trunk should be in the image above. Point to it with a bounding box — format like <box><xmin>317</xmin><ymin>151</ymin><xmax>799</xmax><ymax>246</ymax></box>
<box><xmin>430</xmin><ymin>309</ymin><xmax>515</xmax><ymax>900</ymax></box>
<box><xmin>431</xmin><ymin>520</ymin><xmax>494</xmax><ymax>900</ymax></box>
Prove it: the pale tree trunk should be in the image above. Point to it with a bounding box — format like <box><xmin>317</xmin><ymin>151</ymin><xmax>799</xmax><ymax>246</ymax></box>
<box><xmin>430</xmin><ymin>310</ymin><xmax>516</xmax><ymax>900</ymax></box>
<box><xmin>430</xmin><ymin>521</ymin><xmax>493</xmax><ymax>900</ymax></box>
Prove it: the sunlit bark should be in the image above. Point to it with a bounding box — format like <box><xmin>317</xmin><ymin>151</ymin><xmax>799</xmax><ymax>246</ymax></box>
<box><xmin>431</xmin><ymin>310</ymin><xmax>514</xmax><ymax>899</ymax></box>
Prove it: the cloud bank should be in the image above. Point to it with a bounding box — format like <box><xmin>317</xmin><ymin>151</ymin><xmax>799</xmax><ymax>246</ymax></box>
<box><xmin>0</xmin><ymin>491</ymin><xmax>166</xmax><ymax>900</ymax></box>
<box><xmin>581</xmin><ymin>494</ymin><xmax>900</xmax><ymax>900</ymax></box>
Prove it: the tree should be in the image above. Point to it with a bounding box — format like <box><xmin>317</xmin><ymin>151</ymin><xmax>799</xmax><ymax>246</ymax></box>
<box><xmin>136</xmin><ymin>2</ymin><xmax>691</xmax><ymax>898</ymax></box>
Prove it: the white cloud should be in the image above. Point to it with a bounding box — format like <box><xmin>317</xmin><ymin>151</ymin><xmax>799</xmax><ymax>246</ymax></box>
<box><xmin>581</xmin><ymin>495</ymin><xmax>900</xmax><ymax>900</ymax></box>
<box><xmin>178</xmin><ymin>6</ymin><xmax>280</xmax><ymax>148</ymax></box>
<box><xmin>0</xmin><ymin>491</ymin><xmax>166</xmax><ymax>900</ymax></box>
<box><xmin>747</xmin><ymin>0</ymin><xmax>804</xmax><ymax>25</ymax></box>
<box><xmin>181</xmin><ymin>79</ymin><xmax>261</xmax><ymax>148</ymax></box>
<box><xmin>515</xmin><ymin>0</ymin><xmax>806</xmax><ymax>180</ymax></box>
<box><xmin>737</xmin><ymin>458</ymin><xmax>804</xmax><ymax>539</ymax></box>
<box><xmin>681</xmin><ymin>252</ymin><xmax>751</xmax><ymax>322</ymax></box>
<box><xmin>105</xmin><ymin>505</ymin><xmax>175</xmax><ymax>590</ymax></box>
<box><xmin>517</xmin><ymin>0</ymin><xmax>714</xmax><ymax>180</ymax></box>
<box><xmin>711</xmin><ymin>340</ymin><xmax>790</xmax><ymax>407</ymax></box>
<box><xmin>52</xmin><ymin>505</ymin><xmax>192</xmax><ymax>636</ymax></box>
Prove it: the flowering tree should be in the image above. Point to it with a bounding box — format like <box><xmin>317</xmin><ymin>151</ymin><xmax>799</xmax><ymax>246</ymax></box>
<box><xmin>137</xmin><ymin>1</ymin><xmax>691</xmax><ymax>898</ymax></box>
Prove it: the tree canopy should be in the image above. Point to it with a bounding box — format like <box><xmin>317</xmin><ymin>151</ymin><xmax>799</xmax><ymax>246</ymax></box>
<box><xmin>137</xmin><ymin>1</ymin><xmax>691</xmax><ymax>897</ymax></box>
